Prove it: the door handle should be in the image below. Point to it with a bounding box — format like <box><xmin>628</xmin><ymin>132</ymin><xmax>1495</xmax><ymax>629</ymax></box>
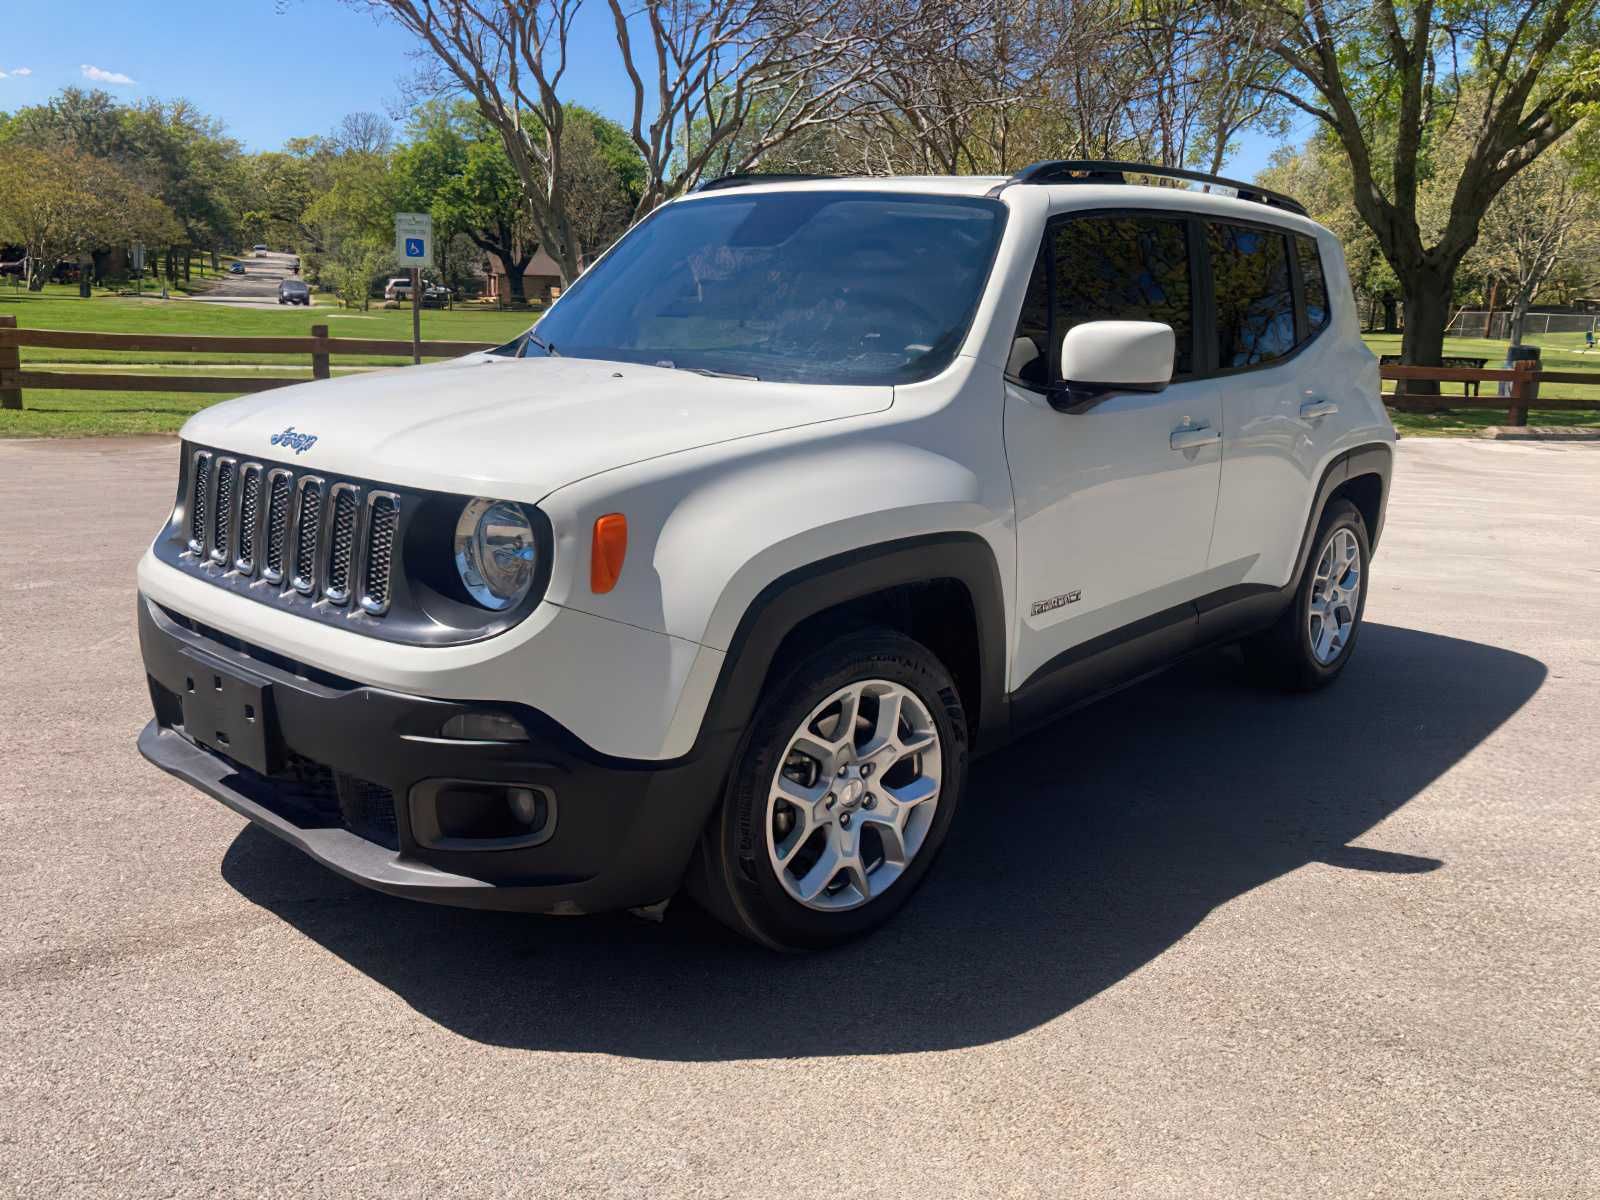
<box><xmin>1169</xmin><ymin>426</ymin><xmax>1220</xmax><ymax>451</ymax></box>
<box><xmin>1300</xmin><ymin>399</ymin><xmax>1339</xmax><ymax>420</ymax></box>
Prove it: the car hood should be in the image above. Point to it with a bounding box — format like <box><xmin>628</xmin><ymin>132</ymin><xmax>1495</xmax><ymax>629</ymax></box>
<box><xmin>179</xmin><ymin>355</ymin><xmax>893</xmax><ymax>501</ymax></box>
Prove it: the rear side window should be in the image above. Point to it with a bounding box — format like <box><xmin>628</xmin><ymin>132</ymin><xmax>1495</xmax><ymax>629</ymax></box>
<box><xmin>1009</xmin><ymin>213</ymin><xmax>1195</xmax><ymax>387</ymax></box>
<box><xmin>1296</xmin><ymin>234</ymin><xmax>1330</xmax><ymax>335</ymax></box>
<box><xmin>1207</xmin><ymin>222</ymin><xmax>1295</xmax><ymax>368</ymax></box>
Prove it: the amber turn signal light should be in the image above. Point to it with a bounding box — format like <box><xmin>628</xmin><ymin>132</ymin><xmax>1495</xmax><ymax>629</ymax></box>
<box><xmin>590</xmin><ymin>513</ymin><xmax>628</xmax><ymax>593</ymax></box>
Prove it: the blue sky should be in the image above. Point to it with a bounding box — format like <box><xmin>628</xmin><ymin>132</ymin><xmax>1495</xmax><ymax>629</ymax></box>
<box><xmin>3</xmin><ymin>0</ymin><xmax>1299</xmax><ymax>177</ymax></box>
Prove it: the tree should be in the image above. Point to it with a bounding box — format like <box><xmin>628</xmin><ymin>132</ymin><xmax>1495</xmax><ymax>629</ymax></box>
<box><xmin>0</xmin><ymin>144</ymin><xmax>180</xmax><ymax>290</ymax></box>
<box><xmin>357</xmin><ymin>0</ymin><xmax>891</xmax><ymax>283</ymax></box>
<box><xmin>1477</xmin><ymin>136</ymin><xmax>1600</xmax><ymax>343</ymax></box>
<box><xmin>1233</xmin><ymin>0</ymin><xmax>1600</xmax><ymax>374</ymax></box>
<box><xmin>393</xmin><ymin>100</ymin><xmax>542</xmax><ymax>303</ymax></box>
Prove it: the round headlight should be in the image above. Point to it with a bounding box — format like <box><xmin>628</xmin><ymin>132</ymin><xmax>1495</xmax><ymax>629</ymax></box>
<box><xmin>454</xmin><ymin>498</ymin><xmax>537</xmax><ymax>610</ymax></box>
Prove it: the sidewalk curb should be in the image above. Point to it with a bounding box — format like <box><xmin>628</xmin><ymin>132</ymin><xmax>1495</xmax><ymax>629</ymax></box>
<box><xmin>1477</xmin><ymin>425</ymin><xmax>1600</xmax><ymax>441</ymax></box>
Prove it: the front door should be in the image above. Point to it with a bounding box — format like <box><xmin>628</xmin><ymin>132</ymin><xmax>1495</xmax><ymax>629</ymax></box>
<box><xmin>1003</xmin><ymin>211</ymin><xmax>1223</xmax><ymax>695</ymax></box>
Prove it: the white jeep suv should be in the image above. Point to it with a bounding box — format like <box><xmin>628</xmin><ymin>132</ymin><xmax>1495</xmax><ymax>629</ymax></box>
<box><xmin>137</xmin><ymin>163</ymin><xmax>1393</xmax><ymax>949</ymax></box>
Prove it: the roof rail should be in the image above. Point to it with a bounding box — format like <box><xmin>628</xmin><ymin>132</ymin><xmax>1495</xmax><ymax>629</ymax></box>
<box><xmin>693</xmin><ymin>172</ymin><xmax>843</xmax><ymax>193</ymax></box>
<box><xmin>990</xmin><ymin>160</ymin><xmax>1307</xmax><ymax>216</ymax></box>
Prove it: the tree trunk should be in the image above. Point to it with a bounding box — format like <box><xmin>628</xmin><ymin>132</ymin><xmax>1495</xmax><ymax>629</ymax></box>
<box><xmin>1381</xmin><ymin>293</ymin><xmax>1399</xmax><ymax>333</ymax></box>
<box><xmin>1508</xmin><ymin>297</ymin><xmax>1531</xmax><ymax>347</ymax></box>
<box><xmin>1397</xmin><ymin>267</ymin><xmax>1453</xmax><ymax>397</ymax></box>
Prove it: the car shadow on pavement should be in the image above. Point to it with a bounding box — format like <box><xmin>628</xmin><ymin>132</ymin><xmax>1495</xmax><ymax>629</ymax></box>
<box><xmin>221</xmin><ymin>622</ymin><xmax>1544</xmax><ymax>1060</ymax></box>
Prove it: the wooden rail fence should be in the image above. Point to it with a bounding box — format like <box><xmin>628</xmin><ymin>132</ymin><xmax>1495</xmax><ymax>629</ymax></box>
<box><xmin>0</xmin><ymin>315</ymin><xmax>497</xmax><ymax>410</ymax></box>
<box><xmin>4</xmin><ymin>315</ymin><xmax>1599</xmax><ymax>427</ymax></box>
<box><xmin>1381</xmin><ymin>359</ymin><xmax>1600</xmax><ymax>425</ymax></box>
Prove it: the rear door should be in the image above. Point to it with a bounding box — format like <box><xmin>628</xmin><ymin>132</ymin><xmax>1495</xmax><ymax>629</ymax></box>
<box><xmin>1003</xmin><ymin>210</ymin><xmax>1226</xmax><ymax>694</ymax></box>
<box><xmin>1204</xmin><ymin>222</ymin><xmax>1340</xmax><ymax>591</ymax></box>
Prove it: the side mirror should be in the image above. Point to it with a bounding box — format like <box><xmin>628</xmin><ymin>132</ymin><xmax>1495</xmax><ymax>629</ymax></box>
<box><xmin>1054</xmin><ymin>320</ymin><xmax>1175</xmax><ymax>412</ymax></box>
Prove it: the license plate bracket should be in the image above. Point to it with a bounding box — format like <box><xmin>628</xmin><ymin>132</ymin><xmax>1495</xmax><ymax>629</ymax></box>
<box><xmin>177</xmin><ymin>650</ymin><xmax>279</xmax><ymax>775</ymax></box>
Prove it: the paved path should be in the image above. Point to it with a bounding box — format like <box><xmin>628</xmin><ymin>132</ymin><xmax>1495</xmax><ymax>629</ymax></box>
<box><xmin>1</xmin><ymin>437</ymin><xmax>1597</xmax><ymax>1198</ymax></box>
<box><xmin>178</xmin><ymin>251</ymin><xmax>314</xmax><ymax>308</ymax></box>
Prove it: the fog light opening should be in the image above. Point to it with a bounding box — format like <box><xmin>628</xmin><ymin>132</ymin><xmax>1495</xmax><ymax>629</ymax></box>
<box><xmin>439</xmin><ymin>711</ymin><xmax>529</xmax><ymax>742</ymax></box>
<box><xmin>409</xmin><ymin>779</ymin><xmax>557</xmax><ymax>850</ymax></box>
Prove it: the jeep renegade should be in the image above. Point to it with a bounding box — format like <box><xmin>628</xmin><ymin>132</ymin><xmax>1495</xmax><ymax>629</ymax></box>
<box><xmin>137</xmin><ymin>163</ymin><xmax>1393</xmax><ymax>949</ymax></box>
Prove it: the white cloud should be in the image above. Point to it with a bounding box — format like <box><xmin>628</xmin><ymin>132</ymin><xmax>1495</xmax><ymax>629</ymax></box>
<box><xmin>81</xmin><ymin>64</ymin><xmax>136</xmax><ymax>85</ymax></box>
<box><xmin>12</xmin><ymin>67</ymin><xmax>33</xmax><ymax>77</ymax></box>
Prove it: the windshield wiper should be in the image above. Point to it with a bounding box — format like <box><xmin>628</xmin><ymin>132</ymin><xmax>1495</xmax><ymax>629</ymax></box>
<box><xmin>654</xmin><ymin>360</ymin><xmax>759</xmax><ymax>381</ymax></box>
<box><xmin>524</xmin><ymin>332</ymin><xmax>560</xmax><ymax>357</ymax></box>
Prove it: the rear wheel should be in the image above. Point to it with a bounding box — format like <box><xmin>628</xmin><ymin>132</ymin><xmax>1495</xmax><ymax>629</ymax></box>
<box><xmin>1244</xmin><ymin>498</ymin><xmax>1370</xmax><ymax>690</ymax></box>
<box><xmin>690</xmin><ymin>629</ymin><xmax>967</xmax><ymax>950</ymax></box>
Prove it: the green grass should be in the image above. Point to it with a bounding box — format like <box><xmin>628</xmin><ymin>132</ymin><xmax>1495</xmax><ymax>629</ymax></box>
<box><xmin>1</xmin><ymin>289</ymin><xmax>541</xmax><ymax>437</ymax></box>
<box><xmin>0</xmin><ymin>290</ymin><xmax>536</xmax><ymax>367</ymax></box>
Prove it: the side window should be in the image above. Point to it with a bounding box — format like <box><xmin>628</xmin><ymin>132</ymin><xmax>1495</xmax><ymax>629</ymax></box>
<box><xmin>1007</xmin><ymin>213</ymin><xmax>1195</xmax><ymax>388</ymax></box>
<box><xmin>1207</xmin><ymin>221</ymin><xmax>1296</xmax><ymax>368</ymax></box>
<box><xmin>1009</xmin><ymin>245</ymin><xmax>1051</xmax><ymax>388</ymax></box>
<box><xmin>1295</xmin><ymin>234</ymin><xmax>1330</xmax><ymax>336</ymax></box>
<box><xmin>1053</xmin><ymin>215</ymin><xmax>1194</xmax><ymax>376</ymax></box>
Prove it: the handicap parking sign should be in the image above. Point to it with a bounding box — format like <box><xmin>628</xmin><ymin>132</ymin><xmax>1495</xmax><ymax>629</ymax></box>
<box><xmin>394</xmin><ymin>213</ymin><xmax>434</xmax><ymax>268</ymax></box>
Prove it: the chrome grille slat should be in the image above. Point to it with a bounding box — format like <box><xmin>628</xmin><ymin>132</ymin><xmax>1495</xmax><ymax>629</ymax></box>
<box><xmin>187</xmin><ymin>451</ymin><xmax>212</xmax><ymax>553</ymax></box>
<box><xmin>262</xmin><ymin>469</ymin><xmax>292</xmax><ymax>584</ymax></box>
<box><xmin>322</xmin><ymin>484</ymin><xmax>359</xmax><ymax>605</ymax></box>
<box><xmin>361</xmin><ymin>493</ymin><xmax>399</xmax><ymax>615</ymax></box>
<box><xmin>210</xmin><ymin>458</ymin><xmax>236</xmax><ymax>565</ymax></box>
<box><xmin>235</xmin><ymin>464</ymin><xmax>262</xmax><ymax>575</ymax></box>
<box><xmin>290</xmin><ymin>477</ymin><xmax>324</xmax><ymax>595</ymax></box>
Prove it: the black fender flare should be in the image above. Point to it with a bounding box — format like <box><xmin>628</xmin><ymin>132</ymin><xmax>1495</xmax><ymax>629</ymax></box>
<box><xmin>1288</xmin><ymin>442</ymin><xmax>1393</xmax><ymax>586</ymax></box>
<box><xmin>693</xmin><ymin>532</ymin><xmax>1011</xmax><ymax>755</ymax></box>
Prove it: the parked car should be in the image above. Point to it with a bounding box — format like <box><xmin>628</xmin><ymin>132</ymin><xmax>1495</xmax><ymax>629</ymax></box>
<box><xmin>136</xmin><ymin>164</ymin><xmax>1393</xmax><ymax>949</ymax></box>
<box><xmin>252</xmin><ymin>244</ymin><xmax>268</xmax><ymax>258</ymax></box>
<box><xmin>383</xmin><ymin>276</ymin><xmax>413</xmax><ymax>301</ymax></box>
<box><xmin>227</xmin><ymin>262</ymin><xmax>246</xmax><ymax>275</ymax></box>
<box><xmin>277</xmin><ymin>279</ymin><xmax>311</xmax><ymax>306</ymax></box>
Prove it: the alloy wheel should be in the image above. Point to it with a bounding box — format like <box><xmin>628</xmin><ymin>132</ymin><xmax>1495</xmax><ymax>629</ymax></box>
<box><xmin>1308</xmin><ymin>527</ymin><xmax>1361</xmax><ymax>665</ymax></box>
<box><xmin>764</xmin><ymin>679</ymin><xmax>943</xmax><ymax>912</ymax></box>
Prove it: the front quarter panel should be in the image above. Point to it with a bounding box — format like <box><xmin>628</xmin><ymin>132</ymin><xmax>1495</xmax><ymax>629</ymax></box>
<box><xmin>538</xmin><ymin>356</ymin><xmax>1017</xmax><ymax>664</ymax></box>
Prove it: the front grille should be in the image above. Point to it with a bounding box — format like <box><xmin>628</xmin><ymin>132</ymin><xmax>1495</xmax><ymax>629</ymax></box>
<box><xmin>177</xmin><ymin>447</ymin><xmax>399</xmax><ymax>627</ymax></box>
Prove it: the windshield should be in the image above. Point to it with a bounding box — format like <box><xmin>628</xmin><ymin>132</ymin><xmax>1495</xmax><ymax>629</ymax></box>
<box><xmin>518</xmin><ymin>191</ymin><xmax>1006</xmax><ymax>385</ymax></box>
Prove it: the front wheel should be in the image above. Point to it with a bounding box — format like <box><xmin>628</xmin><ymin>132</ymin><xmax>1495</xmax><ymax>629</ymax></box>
<box><xmin>690</xmin><ymin>629</ymin><xmax>967</xmax><ymax>950</ymax></box>
<box><xmin>1244</xmin><ymin>498</ymin><xmax>1371</xmax><ymax>689</ymax></box>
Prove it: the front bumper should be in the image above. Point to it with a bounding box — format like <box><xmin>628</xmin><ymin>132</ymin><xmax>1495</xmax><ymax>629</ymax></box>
<box><xmin>137</xmin><ymin>595</ymin><xmax>735</xmax><ymax>913</ymax></box>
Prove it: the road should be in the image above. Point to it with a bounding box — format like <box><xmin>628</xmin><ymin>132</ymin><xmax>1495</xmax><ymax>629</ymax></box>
<box><xmin>2</xmin><ymin>436</ymin><xmax>1597</xmax><ymax>1198</ymax></box>
<box><xmin>181</xmin><ymin>250</ymin><xmax>309</xmax><ymax>308</ymax></box>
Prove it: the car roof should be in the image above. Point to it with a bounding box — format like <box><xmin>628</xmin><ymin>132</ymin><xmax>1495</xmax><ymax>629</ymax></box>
<box><xmin>673</xmin><ymin>172</ymin><xmax>1325</xmax><ymax>234</ymax></box>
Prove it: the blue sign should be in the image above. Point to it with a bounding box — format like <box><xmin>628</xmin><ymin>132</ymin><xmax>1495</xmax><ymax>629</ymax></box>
<box><xmin>405</xmin><ymin>237</ymin><xmax>425</xmax><ymax>258</ymax></box>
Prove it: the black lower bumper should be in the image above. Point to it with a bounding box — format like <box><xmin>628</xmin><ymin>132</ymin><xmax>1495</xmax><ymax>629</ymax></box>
<box><xmin>137</xmin><ymin>595</ymin><xmax>735</xmax><ymax>913</ymax></box>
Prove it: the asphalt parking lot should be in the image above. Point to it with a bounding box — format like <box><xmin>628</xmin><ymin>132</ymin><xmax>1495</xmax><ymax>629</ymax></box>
<box><xmin>2</xmin><ymin>435</ymin><xmax>1597</xmax><ymax>1198</ymax></box>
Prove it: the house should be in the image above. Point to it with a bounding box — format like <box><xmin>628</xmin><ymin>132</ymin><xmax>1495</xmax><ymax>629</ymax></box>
<box><xmin>483</xmin><ymin>247</ymin><xmax>564</xmax><ymax>306</ymax></box>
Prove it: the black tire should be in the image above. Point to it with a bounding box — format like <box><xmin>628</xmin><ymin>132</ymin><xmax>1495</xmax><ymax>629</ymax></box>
<box><xmin>689</xmin><ymin>628</ymin><xmax>968</xmax><ymax>951</ymax></box>
<box><xmin>1244</xmin><ymin>498</ymin><xmax>1371</xmax><ymax>690</ymax></box>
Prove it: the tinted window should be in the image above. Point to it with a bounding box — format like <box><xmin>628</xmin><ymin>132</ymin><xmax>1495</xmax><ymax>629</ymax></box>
<box><xmin>521</xmin><ymin>191</ymin><xmax>1005</xmax><ymax>386</ymax></box>
<box><xmin>1008</xmin><ymin>214</ymin><xmax>1194</xmax><ymax>385</ymax></box>
<box><xmin>1207</xmin><ymin>222</ymin><xmax>1295</xmax><ymax>367</ymax></box>
<box><xmin>1009</xmin><ymin>245</ymin><xmax>1051</xmax><ymax>387</ymax></box>
<box><xmin>1296</xmin><ymin>234</ymin><xmax>1330</xmax><ymax>335</ymax></box>
<box><xmin>1054</xmin><ymin>216</ymin><xmax>1194</xmax><ymax>376</ymax></box>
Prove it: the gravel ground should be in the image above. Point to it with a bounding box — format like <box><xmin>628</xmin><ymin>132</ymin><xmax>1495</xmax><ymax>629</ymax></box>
<box><xmin>1</xmin><ymin>435</ymin><xmax>1596</xmax><ymax>1199</ymax></box>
